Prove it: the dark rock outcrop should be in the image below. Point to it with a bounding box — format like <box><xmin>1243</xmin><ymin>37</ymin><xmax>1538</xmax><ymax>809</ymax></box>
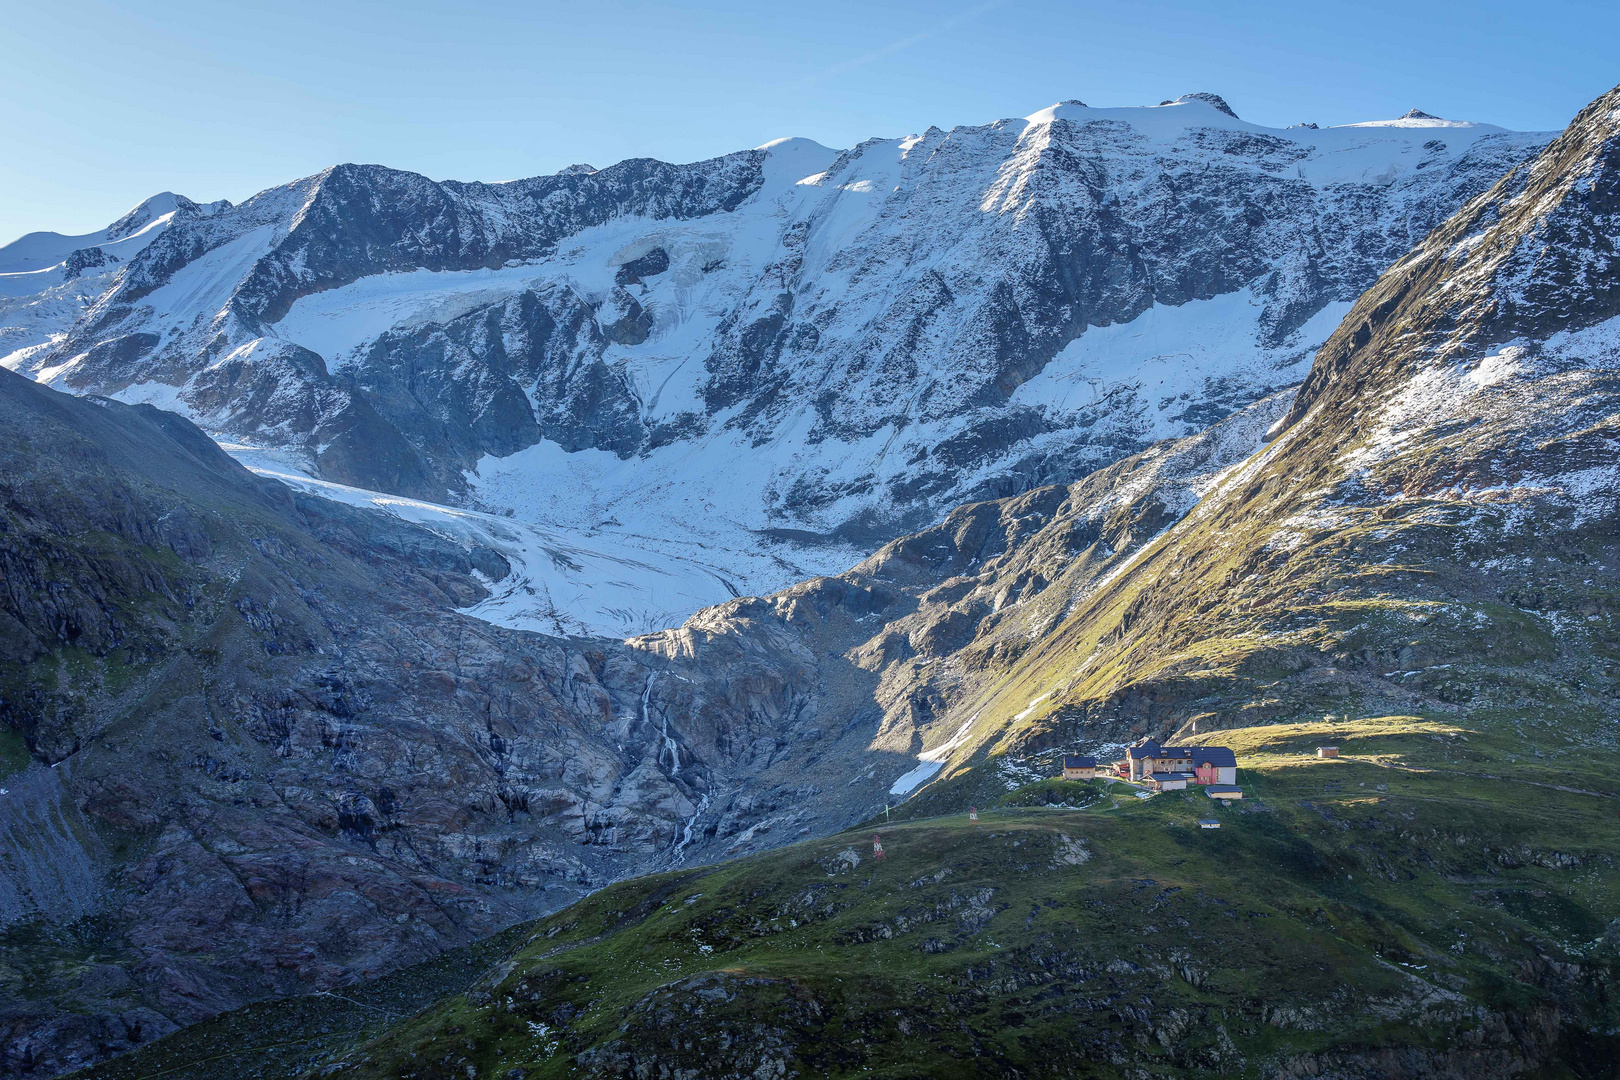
<box><xmin>0</xmin><ymin>369</ymin><xmax>899</xmax><ymax>1078</ymax></box>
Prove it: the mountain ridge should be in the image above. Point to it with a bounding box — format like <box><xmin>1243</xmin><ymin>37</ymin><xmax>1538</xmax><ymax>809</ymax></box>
<box><xmin>1</xmin><ymin>96</ymin><xmax>1555</xmax><ymax>635</ymax></box>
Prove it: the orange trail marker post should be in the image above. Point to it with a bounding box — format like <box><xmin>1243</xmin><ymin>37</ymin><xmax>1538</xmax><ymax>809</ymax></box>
<box><xmin>872</xmin><ymin>834</ymin><xmax>885</xmax><ymax>860</ymax></box>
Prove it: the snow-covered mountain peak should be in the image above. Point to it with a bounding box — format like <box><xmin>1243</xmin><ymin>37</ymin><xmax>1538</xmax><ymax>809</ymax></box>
<box><xmin>754</xmin><ymin>137</ymin><xmax>840</xmax><ymax>192</ymax></box>
<box><xmin>1339</xmin><ymin>111</ymin><xmax>1498</xmax><ymax>131</ymax></box>
<box><xmin>1014</xmin><ymin>93</ymin><xmax>1519</xmax><ymax>162</ymax></box>
<box><xmin>104</xmin><ymin>191</ymin><xmax>224</xmax><ymax>241</ymax></box>
<box><xmin>1160</xmin><ymin>91</ymin><xmax>1239</xmax><ymax>117</ymax></box>
<box><xmin>1020</xmin><ymin>94</ymin><xmax>1257</xmax><ymax>139</ymax></box>
<box><xmin>2</xmin><ymin>93</ymin><xmax>1558</xmax><ymax>636</ymax></box>
<box><xmin>2</xmin><ymin>193</ymin><xmax>195</xmax><ymax>276</ymax></box>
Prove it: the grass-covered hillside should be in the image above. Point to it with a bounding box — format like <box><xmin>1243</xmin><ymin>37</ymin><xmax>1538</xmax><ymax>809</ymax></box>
<box><xmin>78</xmin><ymin>723</ymin><xmax>1618</xmax><ymax>1077</ymax></box>
<box><xmin>236</xmin><ymin>708</ymin><xmax>1613</xmax><ymax>1078</ymax></box>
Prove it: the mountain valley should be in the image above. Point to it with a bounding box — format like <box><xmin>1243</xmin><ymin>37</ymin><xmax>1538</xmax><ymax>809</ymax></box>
<box><xmin>2</xmin><ymin>82</ymin><xmax>1618</xmax><ymax>1079</ymax></box>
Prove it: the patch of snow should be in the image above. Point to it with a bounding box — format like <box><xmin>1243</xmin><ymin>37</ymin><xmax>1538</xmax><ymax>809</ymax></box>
<box><xmin>273</xmin><ymin>261</ymin><xmax>554</xmax><ymax>363</ymax></box>
<box><xmin>890</xmin><ymin>711</ymin><xmax>982</xmax><ymax>796</ymax></box>
<box><xmin>888</xmin><ymin>759</ymin><xmax>944</xmax><ymax>797</ymax></box>
<box><xmin>104</xmin><ymin>380</ymin><xmax>192</xmax><ymax>413</ymax></box>
<box><xmin>1013</xmin><ymin>289</ymin><xmax>1351</xmax><ymax>444</ymax></box>
<box><xmin>140</xmin><ymin>226</ymin><xmax>276</xmax><ymax>336</ymax></box>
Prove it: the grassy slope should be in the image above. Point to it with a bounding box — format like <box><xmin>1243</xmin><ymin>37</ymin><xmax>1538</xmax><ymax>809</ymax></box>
<box><xmin>280</xmin><ymin>712</ymin><xmax>1618</xmax><ymax>1079</ymax></box>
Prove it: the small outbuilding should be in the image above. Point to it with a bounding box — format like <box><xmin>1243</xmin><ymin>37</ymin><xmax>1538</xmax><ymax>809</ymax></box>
<box><xmin>1197</xmin><ymin>819</ymin><xmax>1221</xmax><ymax>829</ymax></box>
<box><xmin>1144</xmin><ymin>771</ymin><xmax>1193</xmax><ymax>791</ymax></box>
<box><xmin>1062</xmin><ymin>755</ymin><xmax>1097</xmax><ymax>780</ymax></box>
<box><xmin>1206</xmin><ymin>784</ymin><xmax>1244</xmax><ymax>800</ymax></box>
<box><xmin>1316</xmin><ymin>746</ymin><xmax>1339</xmax><ymax>759</ymax></box>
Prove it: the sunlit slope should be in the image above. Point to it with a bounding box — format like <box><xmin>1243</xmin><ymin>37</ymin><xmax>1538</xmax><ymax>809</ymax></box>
<box><xmin>287</xmin><ymin>714</ymin><xmax>1619</xmax><ymax>1078</ymax></box>
<box><xmin>916</xmin><ymin>85</ymin><xmax>1620</xmax><ymax>788</ymax></box>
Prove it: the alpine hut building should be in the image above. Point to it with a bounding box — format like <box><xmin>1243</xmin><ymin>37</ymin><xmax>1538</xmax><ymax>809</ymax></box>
<box><xmin>1118</xmin><ymin>738</ymin><xmax>1239</xmax><ymax>788</ymax></box>
<box><xmin>1062</xmin><ymin>756</ymin><xmax>1097</xmax><ymax>780</ymax></box>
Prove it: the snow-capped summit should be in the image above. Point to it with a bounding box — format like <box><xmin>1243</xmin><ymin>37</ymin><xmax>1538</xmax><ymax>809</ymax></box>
<box><xmin>1342</xmin><ymin>110</ymin><xmax>1493</xmax><ymax>131</ymax></box>
<box><xmin>1</xmin><ymin>192</ymin><xmax>227</xmax><ymax>275</ymax></box>
<box><xmin>1</xmin><ymin>96</ymin><xmax>1556</xmax><ymax>636</ymax></box>
<box><xmin>1021</xmin><ymin>93</ymin><xmax>1248</xmax><ymax>131</ymax></box>
<box><xmin>104</xmin><ymin>191</ymin><xmax>226</xmax><ymax>241</ymax></box>
<box><xmin>0</xmin><ymin>189</ymin><xmax>230</xmax><ymax>384</ymax></box>
<box><xmin>1159</xmin><ymin>91</ymin><xmax>1239</xmax><ymax>117</ymax></box>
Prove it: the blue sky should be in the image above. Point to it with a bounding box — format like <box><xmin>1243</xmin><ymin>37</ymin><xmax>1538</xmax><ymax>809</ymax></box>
<box><xmin>2</xmin><ymin>0</ymin><xmax>1616</xmax><ymax>242</ymax></box>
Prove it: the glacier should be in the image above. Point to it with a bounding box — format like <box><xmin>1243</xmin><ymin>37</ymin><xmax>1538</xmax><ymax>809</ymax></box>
<box><xmin>1</xmin><ymin>96</ymin><xmax>1555</xmax><ymax>635</ymax></box>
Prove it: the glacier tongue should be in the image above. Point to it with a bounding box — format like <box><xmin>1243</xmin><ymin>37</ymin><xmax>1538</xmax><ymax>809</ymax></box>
<box><xmin>455</xmin><ymin>285</ymin><xmax>1353</xmax><ymax>633</ymax></box>
<box><xmin>223</xmin><ymin>275</ymin><xmax>1339</xmax><ymax>638</ymax></box>
<box><xmin>227</xmin><ymin>441</ymin><xmax>862</xmax><ymax>638</ymax></box>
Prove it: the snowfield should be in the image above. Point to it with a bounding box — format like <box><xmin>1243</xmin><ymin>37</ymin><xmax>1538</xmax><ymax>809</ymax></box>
<box><xmin>226</xmin><ymin>442</ymin><xmax>863</xmax><ymax>638</ymax></box>
<box><xmin>3</xmin><ymin>96</ymin><xmax>1555</xmax><ymax>636</ymax></box>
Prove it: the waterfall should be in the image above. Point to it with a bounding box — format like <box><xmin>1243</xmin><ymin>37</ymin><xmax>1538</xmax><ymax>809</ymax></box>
<box><xmin>673</xmin><ymin>792</ymin><xmax>710</xmax><ymax>864</ymax></box>
<box><xmin>643</xmin><ymin>672</ymin><xmax>708</xmax><ymax>862</ymax></box>
<box><xmin>642</xmin><ymin>672</ymin><xmax>680</xmax><ymax>778</ymax></box>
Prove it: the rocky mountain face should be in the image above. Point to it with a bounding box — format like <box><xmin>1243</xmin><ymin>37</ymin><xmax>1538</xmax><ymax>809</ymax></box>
<box><xmin>181</xmin><ymin>84</ymin><xmax>1620</xmax><ymax>1080</ymax></box>
<box><xmin>5</xmin><ymin>85</ymin><xmax>1618</xmax><ymax>1080</ymax></box>
<box><xmin>2</xmin><ymin>99</ymin><xmax>1552</xmax><ymax>629</ymax></box>
<box><xmin>0</xmin><ymin>371</ymin><xmax>915</xmax><ymax>1078</ymax></box>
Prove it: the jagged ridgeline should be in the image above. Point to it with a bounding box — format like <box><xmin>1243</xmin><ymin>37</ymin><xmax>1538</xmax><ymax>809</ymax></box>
<box><xmin>1</xmin><ymin>96</ymin><xmax>1553</xmax><ymax>635</ymax></box>
<box><xmin>43</xmin><ymin>86</ymin><xmax>1620</xmax><ymax>1080</ymax></box>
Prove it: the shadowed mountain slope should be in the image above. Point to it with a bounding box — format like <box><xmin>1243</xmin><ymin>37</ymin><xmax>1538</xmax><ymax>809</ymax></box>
<box><xmin>0</xmin><ymin>371</ymin><xmax>908</xmax><ymax>1078</ymax></box>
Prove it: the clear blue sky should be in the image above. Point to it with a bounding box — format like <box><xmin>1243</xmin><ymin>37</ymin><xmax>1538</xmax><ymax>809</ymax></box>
<box><xmin>3</xmin><ymin>0</ymin><xmax>1616</xmax><ymax>242</ymax></box>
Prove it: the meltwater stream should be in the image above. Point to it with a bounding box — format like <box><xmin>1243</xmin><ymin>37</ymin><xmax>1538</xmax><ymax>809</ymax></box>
<box><xmin>641</xmin><ymin>672</ymin><xmax>709</xmax><ymax>864</ymax></box>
